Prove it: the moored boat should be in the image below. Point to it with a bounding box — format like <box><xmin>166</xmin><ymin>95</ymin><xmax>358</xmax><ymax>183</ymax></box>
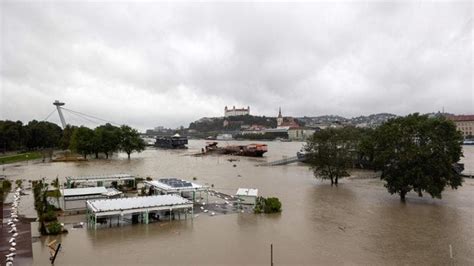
<box><xmin>220</xmin><ymin>143</ymin><xmax>268</xmax><ymax>157</ymax></box>
<box><xmin>201</xmin><ymin>142</ymin><xmax>268</xmax><ymax>157</ymax></box>
<box><xmin>155</xmin><ymin>134</ymin><xmax>188</xmax><ymax>149</ymax></box>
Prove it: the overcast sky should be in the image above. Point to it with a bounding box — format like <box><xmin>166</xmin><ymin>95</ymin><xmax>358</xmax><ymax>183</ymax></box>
<box><xmin>1</xmin><ymin>1</ymin><xmax>472</xmax><ymax>130</ymax></box>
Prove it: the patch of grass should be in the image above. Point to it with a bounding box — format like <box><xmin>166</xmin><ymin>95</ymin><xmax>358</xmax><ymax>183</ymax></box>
<box><xmin>42</xmin><ymin>209</ymin><xmax>58</xmax><ymax>222</ymax></box>
<box><xmin>46</xmin><ymin>189</ymin><xmax>61</xmax><ymax>197</ymax></box>
<box><xmin>46</xmin><ymin>221</ymin><xmax>62</xmax><ymax>235</ymax></box>
<box><xmin>0</xmin><ymin>152</ymin><xmax>42</xmax><ymax>164</ymax></box>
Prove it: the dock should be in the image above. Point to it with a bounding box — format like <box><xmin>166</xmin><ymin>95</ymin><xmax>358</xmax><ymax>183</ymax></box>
<box><xmin>258</xmin><ymin>156</ymin><xmax>304</xmax><ymax>166</ymax></box>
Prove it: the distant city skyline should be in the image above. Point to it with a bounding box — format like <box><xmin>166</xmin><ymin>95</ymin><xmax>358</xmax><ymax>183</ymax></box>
<box><xmin>1</xmin><ymin>1</ymin><xmax>472</xmax><ymax>130</ymax></box>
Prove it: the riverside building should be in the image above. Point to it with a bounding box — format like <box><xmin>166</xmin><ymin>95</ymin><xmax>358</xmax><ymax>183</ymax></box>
<box><xmin>447</xmin><ymin>115</ymin><xmax>474</xmax><ymax>138</ymax></box>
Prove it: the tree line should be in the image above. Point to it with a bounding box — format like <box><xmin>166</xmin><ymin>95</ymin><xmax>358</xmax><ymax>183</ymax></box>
<box><xmin>0</xmin><ymin>120</ymin><xmax>145</xmax><ymax>159</ymax></box>
<box><xmin>305</xmin><ymin>113</ymin><xmax>463</xmax><ymax>202</ymax></box>
<box><xmin>0</xmin><ymin>120</ymin><xmax>62</xmax><ymax>151</ymax></box>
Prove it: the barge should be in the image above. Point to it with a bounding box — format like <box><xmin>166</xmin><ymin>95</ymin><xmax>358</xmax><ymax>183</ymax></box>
<box><xmin>202</xmin><ymin>142</ymin><xmax>268</xmax><ymax>157</ymax></box>
<box><xmin>155</xmin><ymin>134</ymin><xmax>188</xmax><ymax>149</ymax></box>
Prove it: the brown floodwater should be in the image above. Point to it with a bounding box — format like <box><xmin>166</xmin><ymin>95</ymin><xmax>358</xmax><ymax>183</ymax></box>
<box><xmin>4</xmin><ymin>141</ymin><xmax>474</xmax><ymax>265</ymax></box>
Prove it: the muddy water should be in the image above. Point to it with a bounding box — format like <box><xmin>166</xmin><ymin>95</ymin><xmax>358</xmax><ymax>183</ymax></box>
<box><xmin>4</xmin><ymin>141</ymin><xmax>474</xmax><ymax>265</ymax></box>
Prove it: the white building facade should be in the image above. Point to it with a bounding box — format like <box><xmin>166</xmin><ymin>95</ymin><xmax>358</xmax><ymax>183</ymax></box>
<box><xmin>224</xmin><ymin>106</ymin><xmax>250</xmax><ymax>117</ymax></box>
<box><xmin>288</xmin><ymin>128</ymin><xmax>317</xmax><ymax>141</ymax></box>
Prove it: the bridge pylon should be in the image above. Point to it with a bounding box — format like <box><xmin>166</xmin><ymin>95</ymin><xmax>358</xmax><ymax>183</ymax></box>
<box><xmin>53</xmin><ymin>100</ymin><xmax>67</xmax><ymax>129</ymax></box>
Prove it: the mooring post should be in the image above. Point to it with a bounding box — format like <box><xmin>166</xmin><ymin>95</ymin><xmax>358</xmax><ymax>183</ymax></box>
<box><xmin>271</xmin><ymin>243</ymin><xmax>273</xmax><ymax>266</ymax></box>
<box><xmin>50</xmin><ymin>243</ymin><xmax>61</xmax><ymax>264</ymax></box>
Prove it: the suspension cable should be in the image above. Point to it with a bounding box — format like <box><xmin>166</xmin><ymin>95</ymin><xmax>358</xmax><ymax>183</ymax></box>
<box><xmin>61</xmin><ymin>107</ymin><xmax>121</xmax><ymax>126</ymax></box>
<box><xmin>43</xmin><ymin>108</ymin><xmax>57</xmax><ymax>121</ymax></box>
<box><xmin>62</xmin><ymin>109</ymin><xmax>100</xmax><ymax>125</ymax></box>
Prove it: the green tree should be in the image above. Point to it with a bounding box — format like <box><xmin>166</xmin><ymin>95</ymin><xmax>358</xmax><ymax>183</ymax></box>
<box><xmin>32</xmin><ymin>179</ymin><xmax>54</xmax><ymax>234</ymax></box>
<box><xmin>305</xmin><ymin>128</ymin><xmax>356</xmax><ymax>185</ymax></box>
<box><xmin>46</xmin><ymin>221</ymin><xmax>62</xmax><ymax>235</ymax></box>
<box><xmin>25</xmin><ymin>120</ymin><xmax>62</xmax><ymax>150</ymax></box>
<box><xmin>60</xmin><ymin>124</ymin><xmax>77</xmax><ymax>150</ymax></box>
<box><xmin>264</xmin><ymin>197</ymin><xmax>282</xmax><ymax>213</ymax></box>
<box><xmin>51</xmin><ymin>177</ymin><xmax>61</xmax><ymax>210</ymax></box>
<box><xmin>96</xmin><ymin>123</ymin><xmax>121</xmax><ymax>159</ymax></box>
<box><xmin>372</xmin><ymin>114</ymin><xmax>463</xmax><ymax>202</ymax></box>
<box><xmin>355</xmin><ymin>128</ymin><xmax>376</xmax><ymax>169</ymax></box>
<box><xmin>254</xmin><ymin>196</ymin><xmax>282</xmax><ymax>213</ymax></box>
<box><xmin>119</xmin><ymin>125</ymin><xmax>145</xmax><ymax>159</ymax></box>
<box><xmin>0</xmin><ymin>120</ymin><xmax>25</xmax><ymax>151</ymax></box>
<box><xmin>69</xmin><ymin>126</ymin><xmax>94</xmax><ymax>159</ymax></box>
<box><xmin>91</xmin><ymin>127</ymin><xmax>104</xmax><ymax>159</ymax></box>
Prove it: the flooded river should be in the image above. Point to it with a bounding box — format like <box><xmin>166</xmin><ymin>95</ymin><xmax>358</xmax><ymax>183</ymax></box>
<box><xmin>4</xmin><ymin>141</ymin><xmax>474</xmax><ymax>265</ymax></box>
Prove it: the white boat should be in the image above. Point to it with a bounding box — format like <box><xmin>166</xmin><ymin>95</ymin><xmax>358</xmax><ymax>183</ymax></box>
<box><xmin>216</xmin><ymin>134</ymin><xmax>233</xmax><ymax>140</ymax></box>
<box><xmin>463</xmin><ymin>140</ymin><xmax>474</xmax><ymax>145</ymax></box>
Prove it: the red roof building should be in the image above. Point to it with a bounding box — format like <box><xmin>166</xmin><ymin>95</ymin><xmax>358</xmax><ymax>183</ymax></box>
<box><xmin>447</xmin><ymin>114</ymin><xmax>474</xmax><ymax>138</ymax></box>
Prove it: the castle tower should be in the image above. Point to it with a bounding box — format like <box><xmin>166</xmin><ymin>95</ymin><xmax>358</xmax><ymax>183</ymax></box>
<box><xmin>277</xmin><ymin>107</ymin><xmax>283</xmax><ymax>127</ymax></box>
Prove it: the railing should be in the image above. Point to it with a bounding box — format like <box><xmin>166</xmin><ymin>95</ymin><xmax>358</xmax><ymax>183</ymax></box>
<box><xmin>461</xmin><ymin>171</ymin><xmax>474</xmax><ymax>178</ymax></box>
<box><xmin>259</xmin><ymin>156</ymin><xmax>303</xmax><ymax>166</ymax></box>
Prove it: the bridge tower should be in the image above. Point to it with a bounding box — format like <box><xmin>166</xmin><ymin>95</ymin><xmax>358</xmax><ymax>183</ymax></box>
<box><xmin>53</xmin><ymin>100</ymin><xmax>67</xmax><ymax>129</ymax></box>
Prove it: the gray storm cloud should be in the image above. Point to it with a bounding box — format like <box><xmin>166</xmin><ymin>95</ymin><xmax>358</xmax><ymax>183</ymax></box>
<box><xmin>0</xmin><ymin>1</ymin><xmax>472</xmax><ymax>130</ymax></box>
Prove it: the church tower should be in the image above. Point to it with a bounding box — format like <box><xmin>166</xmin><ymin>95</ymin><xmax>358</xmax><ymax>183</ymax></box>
<box><xmin>277</xmin><ymin>107</ymin><xmax>283</xmax><ymax>127</ymax></box>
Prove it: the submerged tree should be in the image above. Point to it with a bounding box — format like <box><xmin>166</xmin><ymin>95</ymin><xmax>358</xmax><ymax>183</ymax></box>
<box><xmin>96</xmin><ymin>123</ymin><xmax>121</xmax><ymax>159</ymax></box>
<box><xmin>373</xmin><ymin>114</ymin><xmax>463</xmax><ymax>202</ymax></box>
<box><xmin>69</xmin><ymin>126</ymin><xmax>95</xmax><ymax>158</ymax></box>
<box><xmin>119</xmin><ymin>125</ymin><xmax>145</xmax><ymax>159</ymax></box>
<box><xmin>51</xmin><ymin>177</ymin><xmax>61</xmax><ymax>207</ymax></box>
<box><xmin>305</xmin><ymin>128</ymin><xmax>357</xmax><ymax>186</ymax></box>
<box><xmin>59</xmin><ymin>124</ymin><xmax>77</xmax><ymax>150</ymax></box>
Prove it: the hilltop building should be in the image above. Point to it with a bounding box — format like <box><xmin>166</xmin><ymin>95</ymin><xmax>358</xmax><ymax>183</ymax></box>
<box><xmin>225</xmin><ymin>106</ymin><xmax>250</xmax><ymax>117</ymax></box>
<box><xmin>447</xmin><ymin>115</ymin><xmax>474</xmax><ymax>138</ymax></box>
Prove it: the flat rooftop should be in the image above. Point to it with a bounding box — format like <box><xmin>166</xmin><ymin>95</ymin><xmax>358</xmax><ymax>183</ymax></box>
<box><xmin>65</xmin><ymin>173</ymin><xmax>135</xmax><ymax>182</ymax></box>
<box><xmin>236</xmin><ymin>188</ymin><xmax>258</xmax><ymax>197</ymax></box>
<box><xmin>63</xmin><ymin>187</ymin><xmax>108</xmax><ymax>197</ymax></box>
<box><xmin>145</xmin><ymin>178</ymin><xmax>208</xmax><ymax>192</ymax></box>
<box><xmin>87</xmin><ymin>195</ymin><xmax>192</xmax><ymax>215</ymax></box>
